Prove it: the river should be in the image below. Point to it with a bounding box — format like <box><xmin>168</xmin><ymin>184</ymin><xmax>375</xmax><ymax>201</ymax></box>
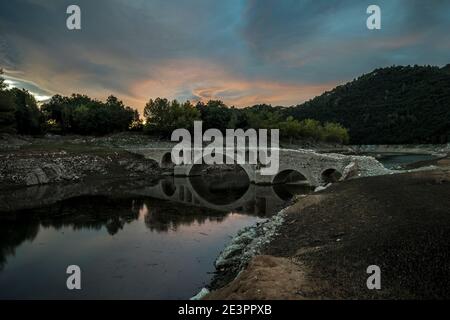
<box><xmin>0</xmin><ymin>173</ymin><xmax>310</xmax><ymax>299</ymax></box>
<box><xmin>0</xmin><ymin>153</ymin><xmax>435</xmax><ymax>299</ymax></box>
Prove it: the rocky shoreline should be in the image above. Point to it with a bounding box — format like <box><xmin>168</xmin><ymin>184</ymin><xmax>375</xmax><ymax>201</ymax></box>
<box><xmin>197</xmin><ymin>191</ymin><xmax>328</xmax><ymax>299</ymax></box>
<box><xmin>207</xmin><ymin>208</ymin><xmax>288</xmax><ymax>291</ymax></box>
<box><xmin>0</xmin><ymin>133</ymin><xmax>164</xmax><ymax>190</ymax></box>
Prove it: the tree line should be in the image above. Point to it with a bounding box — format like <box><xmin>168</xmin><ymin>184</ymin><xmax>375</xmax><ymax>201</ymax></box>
<box><xmin>0</xmin><ymin>69</ymin><xmax>349</xmax><ymax>144</ymax></box>
<box><xmin>287</xmin><ymin>65</ymin><xmax>450</xmax><ymax>144</ymax></box>
<box><xmin>143</xmin><ymin>98</ymin><xmax>349</xmax><ymax>143</ymax></box>
<box><xmin>0</xmin><ymin>70</ymin><xmax>140</xmax><ymax>135</ymax></box>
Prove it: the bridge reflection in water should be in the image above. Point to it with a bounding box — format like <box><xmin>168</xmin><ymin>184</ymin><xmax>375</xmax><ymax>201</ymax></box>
<box><xmin>0</xmin><ymin>174</ymin><xmax>312</xmax><ymax>269</ymax></box>
<box><xmin>0</xmin><ymin>171</ymin><xmax>315</xmax><ymax>299</ymax></box>
<box><xmin>129</xmin><ymin>174</ymin><xmax>313</xmax><ymax>218</ymax></box>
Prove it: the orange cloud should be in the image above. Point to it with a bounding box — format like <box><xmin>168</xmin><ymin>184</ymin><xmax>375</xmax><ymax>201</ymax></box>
<box><xmin>129</xmin><ymin>59</ymin><xmax>336</xmax><ymax>112</ymax></box>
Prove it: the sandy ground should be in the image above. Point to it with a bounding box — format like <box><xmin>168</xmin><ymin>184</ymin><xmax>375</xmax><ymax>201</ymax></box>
<box><xmin>207</xmin><ymin>156</ymin><xmax>450</xmax><ymax>299</ymax></box>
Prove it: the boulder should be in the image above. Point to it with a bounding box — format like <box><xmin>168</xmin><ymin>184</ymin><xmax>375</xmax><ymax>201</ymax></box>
<box><xmin>42</xmin><ymin>164</ymin><xmax>64</xmax><ymax>181</ymax></box>
<box><xmin>340</xmin><ymin>162</ymin><xmax>359</xmax><ymax>181</ymax></box>
<box><xmin>25</xmin><ymin>168</ymin><xmax>49</xmax><ymax>186</ymax></box>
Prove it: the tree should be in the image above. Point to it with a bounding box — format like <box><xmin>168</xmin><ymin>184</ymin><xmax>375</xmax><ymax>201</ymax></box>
<box><xmin>298</xmin><ymin>119</ymin><xmax>323</xmax><ymax>141</ymax></box>
<box><xmin>41</xmin><ymin>94</ymin><xmax>74</xmax><ymax>133</ymax></box>
<box><xmin>279</xmin><ymin>117</ymin><xmax>302</xmax><ymax>144</ymax></box>
<box><xmin>104</xmin><ymin>95</ymin><xmax>136</xmax><ymax>132</ymax></box>
<box><xmin>196</xmin><ymin>100</ymin><xmax>232</xmax><ymax>132</ymax></box>
<box><xmin>143</xmin><ymin>98</ymin><xmax>171</xmax><ymax>135</ymax></box>
<box><xmin>144</xmin><ymin>98</ymin><xmax>200</xmax><ymax>137</ymax></box>
<box><xmin>0</xmin><ymin>69</ymin><xmax>16</xmax><ymax>133</ymax></box>
<box><xmin>42</xmin><ymin>94</ymin><xmax>137</xmax><ymax>135</ymax></box>
<box><xmin>322</xmin><ymin>122</ymin><xmax>350</xmax><ymax>144</ymax></box>
<box><xmin>244</xmin><ymin>105</ymin><xmax>283</xmax><ymax>129</ymax></box>
<box><xmin>0</xmin><ymin>69</ymin><xmax>6</xmax><ymax>91</ymax></box>
<box><xmin>11</xmin><ymin>88</ymin><xmax>42</xmax><ymax>135</ymax></box>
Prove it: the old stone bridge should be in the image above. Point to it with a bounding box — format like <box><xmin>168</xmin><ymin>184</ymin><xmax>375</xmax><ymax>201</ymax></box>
<box><xmin>126</xmin><ymin>146</ymin><xmax>388</xmax><ymax>187</ymax></box>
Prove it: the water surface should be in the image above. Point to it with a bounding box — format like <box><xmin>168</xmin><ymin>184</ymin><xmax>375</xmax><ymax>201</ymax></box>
<box><xmin>375</xmin><ymin>153</ymin><xmax>437</xmax><ymax>169</ymax></box>
<box><xmin>0</xmin><ymin>176</ymin><xmax>309</xmax><ymax>299</ymax></box>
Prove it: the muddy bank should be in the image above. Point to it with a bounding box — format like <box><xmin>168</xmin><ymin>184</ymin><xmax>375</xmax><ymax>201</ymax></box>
<box><xmin>206</xmin><ymin>159</ymin><xmax>450</xmax><ymax>299</ymax></box>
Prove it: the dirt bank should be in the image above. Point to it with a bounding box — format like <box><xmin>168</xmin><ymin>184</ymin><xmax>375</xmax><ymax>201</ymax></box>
<box><xmin>206</xmin><ymin>158</ymin><xmax>450</xmax><ymax>299</ymax></box>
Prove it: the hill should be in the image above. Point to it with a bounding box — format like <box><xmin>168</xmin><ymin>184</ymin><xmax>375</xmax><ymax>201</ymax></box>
<box><xmin>287</xmin><ymin>65</ymin><xmax>450</xmax><ymax>144</ymax></box>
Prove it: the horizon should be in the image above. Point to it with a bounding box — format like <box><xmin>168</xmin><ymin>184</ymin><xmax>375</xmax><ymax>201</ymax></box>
<box><xmin>1</xmin><ymin>0</ymin><xmax>450</xmax><ymax>114</ymax></box>
<box><xmin>3</xmin><ymin>63</ymin><xmax>450</xmax><ymax>112</ymax></box>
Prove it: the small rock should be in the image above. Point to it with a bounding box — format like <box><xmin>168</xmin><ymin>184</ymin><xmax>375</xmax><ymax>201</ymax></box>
<box><xmin>314</xmin><ymin>183</ymin><xmax>332</xmax><ymax>192</ymax></box>
<box><xmin>190</xmin><ymin>288</ymin><xmax>210</xmax><ymax>300</ymax></box>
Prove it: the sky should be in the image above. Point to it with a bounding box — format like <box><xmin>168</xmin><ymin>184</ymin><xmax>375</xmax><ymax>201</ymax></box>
<box><xmin>1</xmin><ymin>0</ymin><xmax>450</xmax><ymax>113</ymax></box>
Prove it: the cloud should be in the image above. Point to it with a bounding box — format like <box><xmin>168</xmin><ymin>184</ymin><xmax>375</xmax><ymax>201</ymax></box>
<box><xmin>129</xmin><ymin>58</ymin><xmax>336</xmax><ymax>107</ymax></box>
<box><xmin>1</xmin><ymin>0</ymin><xmax>450</xmax><ymax>112</ymax></box>
<box><xmin>3</xmin><ymin>75</ymin><xmax>54</xmax><ymax>102</ymax></box>
<box><xmin>240</xmin><ymin>0</ymin><xmax>450</xmax><ymax>82</ymax></box>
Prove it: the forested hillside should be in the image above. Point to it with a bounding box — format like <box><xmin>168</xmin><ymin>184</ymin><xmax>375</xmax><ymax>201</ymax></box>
<box><xmin>287</xmin><ymin>65</ymin><xmax>450</xmax><ymax>144</ymax></box>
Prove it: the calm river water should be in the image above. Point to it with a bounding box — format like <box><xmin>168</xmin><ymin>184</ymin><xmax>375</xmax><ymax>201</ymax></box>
<box><xmin>0</xmin><ymin>174</ymin><xmax>309</xmax><ymax>299</ymax></box>
<box><xmin>0</xmin><ymin>154</ymin><xmax>435</xmax><ymax>299</ymax></box>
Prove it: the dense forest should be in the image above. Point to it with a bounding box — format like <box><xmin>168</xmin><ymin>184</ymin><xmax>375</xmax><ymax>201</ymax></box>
<box><xmin>286</xmin><ymin>65</ymin><xmax>450</xmax><ymax>144</ymax></box>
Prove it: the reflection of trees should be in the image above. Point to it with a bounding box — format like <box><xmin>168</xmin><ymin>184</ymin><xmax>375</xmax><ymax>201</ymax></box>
<box><xmin>0</xmin><ymin>195</ymin><xmax>228</xmax><ymax>270</ymax></box>
<box><xmin>36</xmin><ymin>196</ymin><xmax>140</xmax><ymax>235</ymax></box>
<box><xmin>0</xmin><ymin>196</ymin><xmax>140</xmax><ymax>270</ymax></box>
<box><xmin>0</xmin><ymin>177</ymin><xmax>313</xmax><ymax>271</ymax></box>
<box><xmin>141</xmin><ymin>200</ymin><xmax>227</xmax><ymax>232</ymax></box>
<box><xmin>0</xmin><ymin>219</ymin><xmax>40</xmax><ymax>270</ymax></box>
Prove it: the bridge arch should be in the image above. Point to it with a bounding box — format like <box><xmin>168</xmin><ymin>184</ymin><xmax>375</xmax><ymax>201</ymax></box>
<box><xmin>161</xmin><ymin>152</ymin><xmax>175</xmax><ymax>169</ymax></box>
<box><xmin>185</xmin><ymin>151</ymin><xmax>255</xmax><ymax>183</ymax></box>
<box><xmin>321</xmin><ymin>168</ymin><xmax>342</xmax><ymax>184</ymax></box>
<box><xmin>161</xmin><ymin>179</ymin><xmax>177</xmax><ymax>196</ymax></box>
<box><xmin>272</xmin><ymin>169</ymin><xmax>309</xmax><ymax>185</ymax></box>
